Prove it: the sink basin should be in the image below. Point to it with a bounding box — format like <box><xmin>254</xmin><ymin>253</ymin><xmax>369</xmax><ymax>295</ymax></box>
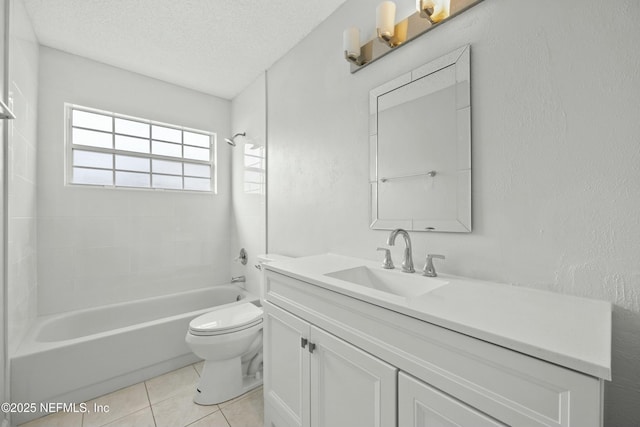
<box><xmin>324</xmin><ymin>266</ymin><xmax>447</xmax><ymax>299</ymax></box>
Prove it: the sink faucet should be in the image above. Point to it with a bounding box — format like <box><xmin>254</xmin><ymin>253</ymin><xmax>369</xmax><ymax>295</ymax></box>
<box><xmin>387</xmin><ymin>228</ymin><xmax>415</xmax><ymax>273</ymax></box>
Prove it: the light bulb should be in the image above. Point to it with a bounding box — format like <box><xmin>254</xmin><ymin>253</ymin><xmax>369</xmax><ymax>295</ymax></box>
<box><xmin>343</xmin><ymin>27</ymin><xmax>360</xmax><ymax>60</ymax></box>
<box><xmin>376</xmin><ymin>1</ymin><xmax>396</xmax><ymax>40</ymax></box>
<box><xmin>417</xmin><ymin>0</ymin><xmax>450</xmax><ymax>23</ymax></box>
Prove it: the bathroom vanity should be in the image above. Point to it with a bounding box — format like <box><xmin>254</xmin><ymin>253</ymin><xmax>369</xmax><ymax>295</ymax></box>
<box><xmin>262</xmin><ymin>254</ymin><xmax>611</xmax><ymax>427</ymax></box>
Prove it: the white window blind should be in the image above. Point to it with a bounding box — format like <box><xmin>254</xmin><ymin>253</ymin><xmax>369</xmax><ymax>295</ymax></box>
<box><xmin>66</xmin><ymin>105</ymin><xmax>216</xmax><ymax>192</ymax></box>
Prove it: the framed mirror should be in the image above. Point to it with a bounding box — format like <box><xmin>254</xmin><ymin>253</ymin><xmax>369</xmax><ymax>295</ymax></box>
<box><xmin>369</xmin><ymin>45</ymin><xmax>471</xmax><ymax>232</ymax></box>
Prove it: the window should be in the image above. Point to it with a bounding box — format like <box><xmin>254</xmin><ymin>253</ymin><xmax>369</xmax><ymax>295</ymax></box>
<box><xmin>66</xmin><ymin>104</ymin><xmax>216</xmax><ymax>192</ymax></box>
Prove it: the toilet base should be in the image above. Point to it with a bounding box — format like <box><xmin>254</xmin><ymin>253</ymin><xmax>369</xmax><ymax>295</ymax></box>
<box><xmin>239</xmin><ymin>373</ymin><xmax>263</xmax><ymax>398</ymax></box>
<box><xmin>193</xmin><ymin>357</ymin><xmax>263</xmax><ymax>405</ymax></box>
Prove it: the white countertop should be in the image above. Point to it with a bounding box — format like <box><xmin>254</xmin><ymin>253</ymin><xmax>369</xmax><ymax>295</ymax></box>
<box><xmin>265</xmin><ymin>253</ymin><xmax>612</xmax><ymax>380</ymax></box>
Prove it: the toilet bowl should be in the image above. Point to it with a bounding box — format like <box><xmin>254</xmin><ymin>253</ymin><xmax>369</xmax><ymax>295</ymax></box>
<box><xmin>185</xmin><ymin>253</ymin><xmax>292</xmax><ymax>405</ymax></box>
<box><xmin>185</xmin><ymin>302</ymin><xmax>264</xmax><ymax>405</ymax></box>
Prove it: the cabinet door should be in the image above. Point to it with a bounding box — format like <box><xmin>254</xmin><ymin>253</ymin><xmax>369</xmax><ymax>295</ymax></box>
<box><xmin>264</xmin><ymin>302</ymin><xmax>311</xmax><ymax>427</ymax></box>
<box><xmin>310</xmin><ymin>326</ymin><xmax>397</xmax><ymax>427</ymax></box>
<box><xmin>399</xmin><ymin>372</ymin><xmax>506</xmax><ymax>427</ymax></box>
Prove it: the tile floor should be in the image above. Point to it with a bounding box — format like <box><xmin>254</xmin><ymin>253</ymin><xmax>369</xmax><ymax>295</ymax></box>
<box><xmin>19</xmin><ymin>361</ymin><xmax>264</xmax><ymax>427</ymax></box>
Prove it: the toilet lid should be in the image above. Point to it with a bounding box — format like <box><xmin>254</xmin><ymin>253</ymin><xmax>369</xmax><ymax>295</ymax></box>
<box><xmin>189</xmin><ymin>302</ymin><xmax>263</xmax><ymax>335</ymax></box>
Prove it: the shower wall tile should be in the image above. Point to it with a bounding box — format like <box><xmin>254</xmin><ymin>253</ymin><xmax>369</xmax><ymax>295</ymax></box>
<box><xmin>131</xmin><ymin>216</ymin><xmax>175</xmax><ymax>246</ymax></box>
<box><xmin>37</xmin><ymin>47</ymin><xmax>233</xmax><ymax>315</ymax></box>
<box><xmin>36</xmin><ymin>181</ymin><xmax>76</xmax><ymax>217</ymax></box>
<box><xmin>175</xmin><ymin>242</ymin><xmax>215</xmax><ymax>268</ymax></box>
<box><xmin>129</xmin><ymin>192</ymin><xmax>174</xmax><ymax>218</ymax></box>
<box><xmin>74</xmin><ymin>188</ymin><xmax>132</xmax><ymax>218</ymax></box>
<box><xmin>72</xmin><ymin>247</ymin><xmax>132</xmax><ymax>278</ymax></box>
<box><xmin>8</xmin><ymin>218</ymin><xmax>35</xmax><ymax>263</ymax></box>
<box><xmin>8</xmin><ymin>175</ymin><xmax>36</xmax><ymax>217</ymax></box>
<box><xmin>7</xmin><ymin>0</ymin><xmax>39</xmax><ymax>355</ymax></box>
<box><xmin>11</xmin><ymin>132</ymin><xmax>29</xmax><ymax>179</ymax></box>
<box><xmin>130</xmin><ymin>243</ymin><xmax>175</xmax><ymax>274</ymax></box>
<box><xmin>38</xmin><ymin>247</ymin><xmax>74</xmax><ymax>280</ymax></box>
<box><xmin>76</xmin><ymin>217</ymin><xmax>118</xmax><ymax>248</ymax></box>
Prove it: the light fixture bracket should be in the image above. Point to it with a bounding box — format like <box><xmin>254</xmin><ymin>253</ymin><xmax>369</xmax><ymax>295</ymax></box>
<box><xmin>376</xmin><ymin>28</ymin><xmax>404</xmax><ymax>48</ymax></box>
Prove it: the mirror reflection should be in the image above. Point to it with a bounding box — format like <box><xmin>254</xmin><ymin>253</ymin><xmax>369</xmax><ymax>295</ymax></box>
<box><xmin>370</xmin><ymin>45</ymin><xmax>471</xmax><ymax>232</ymax></box>
<box><xmin>244</xmin><ymin>143</ymin><xmax>265</xmax><ymax>195</ymax></box>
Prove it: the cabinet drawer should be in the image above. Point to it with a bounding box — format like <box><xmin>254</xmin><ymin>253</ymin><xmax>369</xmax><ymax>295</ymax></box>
<box><xmin>266</xmin><ymin>270</ymin><xmax>603</xmax><ymax>427</ymax></box>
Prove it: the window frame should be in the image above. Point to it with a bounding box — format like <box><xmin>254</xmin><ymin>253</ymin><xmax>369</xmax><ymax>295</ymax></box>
<box><xmin>64</xmin><ymin>103</ymin><xmax>217</xmax><ymax>193</ymax></box>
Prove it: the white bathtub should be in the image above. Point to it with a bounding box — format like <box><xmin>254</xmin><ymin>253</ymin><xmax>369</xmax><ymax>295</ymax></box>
<box><xmin>11</xmin><ymin>285</ymin><xmax>256</xmax><ymax>425</ymax></box>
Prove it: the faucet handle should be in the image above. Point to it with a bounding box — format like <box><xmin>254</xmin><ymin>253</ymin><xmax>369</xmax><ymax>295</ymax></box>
<box><xmin>423</xmin><ymin>254</ymin><xmax>445</xmax><ymax>277</ymax></box>
<box><xmin>376</xmin><ymin>247</ymin><xmax>395</xmax><ymax>270</ymax></box>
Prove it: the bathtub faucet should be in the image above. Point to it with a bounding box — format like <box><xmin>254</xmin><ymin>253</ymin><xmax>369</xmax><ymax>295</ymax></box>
<box><xmin>231</xmin><ymin>275</ymin><xmax>246</xmax><ymax>283</ymax></box>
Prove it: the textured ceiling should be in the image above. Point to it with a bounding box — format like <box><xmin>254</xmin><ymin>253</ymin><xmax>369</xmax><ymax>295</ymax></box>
<box><xmin>23</xmin><ymin>0</ymin><xmax>348</xmax><ymax>99</ymax></box>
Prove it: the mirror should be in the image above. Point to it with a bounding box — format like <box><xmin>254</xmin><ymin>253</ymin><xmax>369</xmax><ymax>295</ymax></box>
<box><xmin>369</xmin><ymin>45</ymin><xmax>471</xmax><ymax>232</ymax></box>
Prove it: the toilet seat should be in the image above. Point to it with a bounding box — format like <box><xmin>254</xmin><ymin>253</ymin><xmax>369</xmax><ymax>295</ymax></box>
<box><xmin>189</xmin><ymin>302</ymin><xmax>263</xmax><ymax>337</ymax></box>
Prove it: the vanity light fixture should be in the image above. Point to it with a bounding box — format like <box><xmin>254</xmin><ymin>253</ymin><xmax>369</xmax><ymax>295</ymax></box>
<box><xmin>416</xmin><ymin>0</ymin><xmax>451</xmax><ymax>23</ymax></box>
<box><xmin>343</xmin><ymin>0</ymin><xmax>483</xmax><ymax>73</ymax></box>
<box><xmin>376</xmin><ymin>1</ymin><xmax>397</xmax><ymax>46</ymax></box>
<box><xmin>375</xmin><ymin>2</ymin><xmax>409</xmax><ymax>48</ymax></box>
<box><xmin>343</xmin><ymin>27</ymin><xmax>364</xmax><ymax>65</ymax></box>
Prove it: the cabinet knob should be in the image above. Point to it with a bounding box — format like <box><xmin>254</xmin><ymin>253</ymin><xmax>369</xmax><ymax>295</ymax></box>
<box><xmin>301</xmin><ymin>337</ymin><xmax>308</xmax><ymax>348</ymax></box>
<box><xmin>308</xmin><ymin>342</ymin><xmax>316</xmax><ymax>354</ymax></box>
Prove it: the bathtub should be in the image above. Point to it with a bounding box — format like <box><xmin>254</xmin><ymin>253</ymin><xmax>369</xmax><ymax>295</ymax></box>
<box><xmin>11</xmin><ymin>285</ymin><xmax>257</xmax><ymax>425</ymax></box>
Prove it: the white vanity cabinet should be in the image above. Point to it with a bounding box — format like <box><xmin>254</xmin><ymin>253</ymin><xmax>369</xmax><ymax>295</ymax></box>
<box><xmin>263</xmin><ymin>263</ymin><xmax>609</xmax><ymax>427</ymax></box>
<box><xmin>264</xmin><ymin>301</ymin><xmax>397</xmax><ymax>427</ymax></box>
<box><xmin>399</xmin><ymin>372</ymin><xmax>505</xmax><ymax>427</ymax></box>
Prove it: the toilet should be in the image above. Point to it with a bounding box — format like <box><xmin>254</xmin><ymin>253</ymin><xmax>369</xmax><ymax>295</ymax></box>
<box><xmin>185</xmin><ymin>254</ymin><xmax>291</xmax><ymax>405</ymax></box>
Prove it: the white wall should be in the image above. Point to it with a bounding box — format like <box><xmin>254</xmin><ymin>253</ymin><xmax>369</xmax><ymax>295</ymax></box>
<box><xmin>266</xmin><ymin>0</ymin><xmax>640</xmax><ymax>424</ymax></box>
<box><xmin>7</xmin><ymin>0</ymin><xmax>38</xmax><ymax>355</ymax></box>
<box><xmin>37</xmin><ymin>47</ymin><xmax>232</xmax><ymax>315</ymax></box>
<box><xmin>230</xmin><ymin>74</ymin><xmax>267</xmax><ymax>296</ymax></box>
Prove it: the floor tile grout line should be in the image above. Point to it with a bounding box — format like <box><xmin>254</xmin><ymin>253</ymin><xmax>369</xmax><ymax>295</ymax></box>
<box><xmin>26</xmin><ymin>362</ymin><xmax>258</xmax><ymax>427</ymax></box>
<box><xmin>182</xmin><ymin>406</ymin><xmax>223</xmax><ymax>427</ymax></box>
<box><xmin>147</xmin><ymin>381</ymin><xmax>203</xmax><ymax>407</ymax></box>
<box><xmin>192</xmin><ymin>363</ymin><xmax>201</xmax><ymax>377</ymax></box>
<box><xmin>219</xmin><ymin>407</ymin><xmax>232</xmax><ymax>427</ymax></box>
<box><xmin>84</xmin><ymin>383</ymin><xmax>151</xmax><ymax>427</ymax></box>
<box><xmin>143</xmin><ymin>381</ymin><xmax>158</xmax><ymax>427</ymax></box>
<box><xmin>219</xmin><ymin>386</ymin><xmax>262</xmax><ymax>409</ymax></box>
<box><xmin>83</xmin><ymin>383</ymin><xmax>150</xmax><ymax>427</ymax></box>
<box><xmin>146</xmin><ymin>363</ymin><xmax>202</xmax><ymax>406</ymax></box>
<box><xmin>144</xmin><ymin>364</ymin><xmax>200</xmax><ymax>407</ymax></box>
<box><xmin>218</xmin><ymin>387</ymin><xmax>263</xmax><ymax>427</ymax></box>
<box><xmin>93</xmin><ymin>405</ymin><xmax>152</xmax><ymax>427</ymax></box>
